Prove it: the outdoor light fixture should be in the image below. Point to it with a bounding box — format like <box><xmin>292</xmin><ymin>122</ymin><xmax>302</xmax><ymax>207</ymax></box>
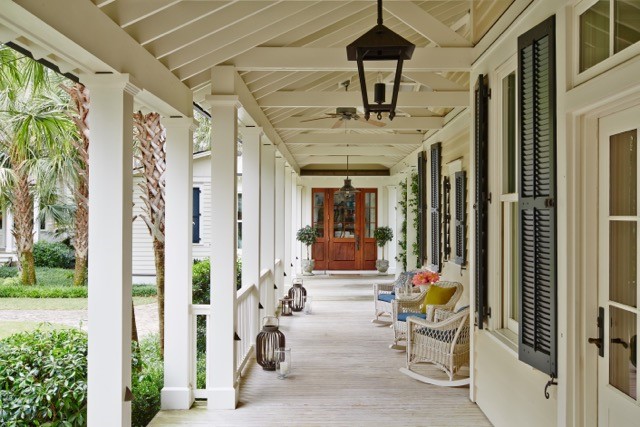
<box><xmin>337</xmin><ymin>153</ymin><xmax>360</xmax><ymax>196</ymax></box>
<box><xmin>346</xmin><ymin>0</ymin><xmax>415</xmax><ymax>121</ymax></box>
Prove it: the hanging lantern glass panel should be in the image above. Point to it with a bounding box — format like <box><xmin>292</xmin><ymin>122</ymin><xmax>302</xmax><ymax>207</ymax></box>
<box><xmin>288</xmin><ymin>279</ymin><xmax>307</xmax><ymax>312</ymax></box>
<box><xmin>256</xmin><ymin>316</ymin><xmax>286</xmax><ymax>371</ymax></box>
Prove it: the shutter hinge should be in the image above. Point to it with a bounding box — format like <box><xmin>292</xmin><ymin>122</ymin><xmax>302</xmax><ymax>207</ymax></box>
<box><xmin>486</xmin><ymin>306</ymin><xmax>492</xmax><ymax>318</ymax></box>
<box><xmin>487</xmin><ymin>89</ymin><xmax>492</xmax><ymax>99</ymax></box>
<box><xmin>487</xmin><ymin>192</ymin><xmax>492</xmax><ymax>204</ymax></box>
<box><xmin>544</xmin><ymin>375</ymin><xmax>557</xmax><ymax>399</ymax></box>
<box><xmin>545</xmin><ymin>198</ymin><xmax>554</xmax><ymax>208</ymax></box>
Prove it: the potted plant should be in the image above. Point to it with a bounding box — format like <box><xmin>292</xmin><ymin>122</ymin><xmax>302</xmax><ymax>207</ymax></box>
<box><xmin>411</xmin><ymin>270</ymin><xmax>440</xmax><ymax>292</ymax></box>
<box><xmin>296</xmin><ymin>225</ymin><xmax>318</xmax><ymax>275</ymax></box>
<box><xmin>373</xmin><ymin>226</ymin><xmax>394</xmax><ymax>274</ymax></box>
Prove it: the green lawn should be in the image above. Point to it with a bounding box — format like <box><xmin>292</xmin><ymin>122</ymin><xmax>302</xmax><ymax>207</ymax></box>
<box><xmin>0</xmin><ymin>321</ymin><xmax>74</xmax><ymax>340</ymax></box>
<box><xmin>0</xmin><ymin>296</ymin><xmax>156</xmax><ymax>310</ymax></box>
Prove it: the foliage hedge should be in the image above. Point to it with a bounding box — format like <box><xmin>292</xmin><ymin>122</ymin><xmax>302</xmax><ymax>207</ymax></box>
<box><xmin>0</xmin><ymin>328</ymin><xmax>166</xmax><ymax>427</ymax></box>
<box><xmin>192</xmin><ymin>257</ymin><xmax>242</xmax><ymax>305</ymax></box>
<box><xmin>0</xmin><ymin>283</ymin><xmax>157</xmax><ymax>298</ymax></box>
<box><xmin>0</xmin><ymin>328</ymin><xmax>88</xmax><ymax>426</ymax></box>
<box><xmin>33</xmin><ymin>241</ymin><xmax>75</xmax><ymax>269</ymax></box>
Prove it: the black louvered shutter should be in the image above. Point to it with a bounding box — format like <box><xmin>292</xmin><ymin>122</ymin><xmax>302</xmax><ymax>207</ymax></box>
<box><xmin>474</xmin><ymin>74</ymin><xmax>490</xmax><ymax>329</ymax></box>
<box><xmin>193</xmin><ymin>187</ymin><xmax>201</xmax><ymax>243</ymax></box>
<box><xmin>417</xmin><ymin>151</ymin><xmax>427</xmax><ymax>265</ymax></box>
<box><xmin>517</xmin><ymin>15</ymin><xmax>557</xmax><ymax>376</ymax></box>
<box><xmin>454</xmin><ymin>171</ymin><xmax>466</xmax><ymax>265</ymax></box>
<box><xmin>429</xmin><ymin>143</ymin><xmax>441</xmax><ymax>272</ymax></box>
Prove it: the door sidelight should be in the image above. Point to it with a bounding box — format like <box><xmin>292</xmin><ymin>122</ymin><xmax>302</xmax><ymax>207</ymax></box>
<box><xmin>588</xmin><ymin>306</ymin><xmax>604</xmax><ymax>357</ymax></box>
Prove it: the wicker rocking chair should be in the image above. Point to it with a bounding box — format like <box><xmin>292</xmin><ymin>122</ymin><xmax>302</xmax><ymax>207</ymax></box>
<box><xmin>372</xmin><ymin>270</ymin><xmax>420</xmax><ymax>324</ymax></box>
<box><xmin>399</xmin><ymin>306</ymin><xmax>471</xmax><ymax>387</ymax></box>
<box><xmin>390</xmin><ymin>281</ymin><xmax>462</xmax><ymax>350</ymax></box>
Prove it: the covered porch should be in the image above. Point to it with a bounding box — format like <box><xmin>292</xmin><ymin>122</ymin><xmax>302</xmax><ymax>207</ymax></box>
<box><xmin>150</xmin><ymin>275</ymin><xmax>488</xmax><ymax>426</ymax></box>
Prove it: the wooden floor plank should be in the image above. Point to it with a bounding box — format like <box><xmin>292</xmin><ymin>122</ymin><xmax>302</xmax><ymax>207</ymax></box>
<box><xmin>150</xmin><ymin>275</ymin><xmax>491</xmax><ymax>426</ymax></box>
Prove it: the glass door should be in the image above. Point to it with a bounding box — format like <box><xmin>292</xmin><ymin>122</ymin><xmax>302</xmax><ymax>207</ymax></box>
<box><xmin>598</xmin><ymin>106</ymin><xmax>640</xmax><ymax>426</ymax></box>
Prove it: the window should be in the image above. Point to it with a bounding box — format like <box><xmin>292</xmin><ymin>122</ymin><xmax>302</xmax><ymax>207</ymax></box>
<box><xmin>501</xmin><ymin>71</ymin><xmax>519</xmax><ymax>336</ymax></box>
<box><xmin>193</xmin><ymin>187</ymin><xmax>201</xmax><ymax>244</ymax></box>
<box><xmin>579</xmin><ymin>0</ymin><xmax>640</xmax><ymax>72</ymax></box>
<box><xmin>40</xmin><ymin>216</ymin><xmax>46</xmax><ymax>231</ymax></box>
<box><xmin>364</xmin><ymin>191</ymin><xmax>376</xmax><ymax>238</ymax></box>
<box><xmin>312</xmin><ymin>190</ymin><xmax>325</xmax><ymax>238</ymax></box>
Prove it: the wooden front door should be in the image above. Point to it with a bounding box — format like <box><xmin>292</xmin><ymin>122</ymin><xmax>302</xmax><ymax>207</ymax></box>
<box><xmin>311</xmin><ymin>188</ymin><xmax>377</xmax><ymax>271</ymax></box>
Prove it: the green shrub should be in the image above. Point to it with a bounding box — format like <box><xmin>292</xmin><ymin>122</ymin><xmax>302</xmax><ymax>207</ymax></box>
<box><xmin>192</xmin><ymin>257</ymin><xmax>243</xmax><ymax>304</ymax></box>
<box><xmin>33</xmin><ymin>241</ymin><xmax>75</xmax><ymax>269</ymax></box>
<box><xmin>0</xmin><ymin>283</ymin><xmax>156</xmax><ymax>298</ymax></box>
<box><xmin>0</xmin><ymin>266</ymin><xmax>17</xmax><ymax>278</ymax></box>
<box><xmin>131</xmin><ymin>335</ymin><xmax>164</xmax><ymax>427</ymax></box>
<box><xmin>0</xmin><ymin>328</ymin><xmax>88</xmax><ymax>426</ymax></box>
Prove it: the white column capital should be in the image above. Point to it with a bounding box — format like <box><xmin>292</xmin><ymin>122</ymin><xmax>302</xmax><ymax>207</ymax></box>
<box><xmin>205</xmin><ymin>95</ymin><xmax>241</xmax><ymax>109</ymax></box>
<box><xmin>81</xmin><ymin>73</ymin><xmax>141</xmax><ymax>96</ymax></box>
<box><xmin>163</xmin><ymin>116</ymin><xmax>198</xmax><ymax>132</ymax></box>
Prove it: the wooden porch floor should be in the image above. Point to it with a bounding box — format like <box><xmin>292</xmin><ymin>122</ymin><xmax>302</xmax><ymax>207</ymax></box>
<box><xmin>149</xmin><ymin>275</ymin><xmax>491</xmax><ymax>426</ymax></box>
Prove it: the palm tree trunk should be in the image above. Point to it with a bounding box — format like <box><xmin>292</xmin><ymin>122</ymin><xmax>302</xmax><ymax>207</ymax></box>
<box><xmin>62</xmin><ymin>83</ymin><xmax>90</xmax><ymax>287</ymax></box>
<box><xmin>153</xmin><ymin>238</ymin><xmax>165</xmax><ymax>358</ymax></box>
<box><xmin>12</xmin><ymin>167</ymin><xmax>36</xmax><ymax>285</ymax></box>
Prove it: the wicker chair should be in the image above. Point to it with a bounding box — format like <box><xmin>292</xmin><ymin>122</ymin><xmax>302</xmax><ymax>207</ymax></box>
<box><xmin>390</xmin><ymin>281</ymin><xmax>462</xmax><ymax>349</ymax></box>
<box><xmin>372</xmin><ymin>270</ymin><xmax>420</xmax><ymax>324</ymax></box>
<box><xmin>400</xmin><ymin>306</ymin><xmax>471</xmax><ymax>386</ymax></box>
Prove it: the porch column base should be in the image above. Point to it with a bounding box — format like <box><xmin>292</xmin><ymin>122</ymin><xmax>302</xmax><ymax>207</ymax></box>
<box><xmin>160</xmin><ymin>387</ymin><xmax>194</xmax><ymax>410</ymax></box>
<box><xmin>207</xmin><ymin>385</ymin><xmax>239</xmax><ymax>409</ymax></box>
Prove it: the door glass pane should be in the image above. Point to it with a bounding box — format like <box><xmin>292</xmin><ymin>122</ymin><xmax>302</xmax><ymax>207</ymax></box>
<box><xmin>580</xmin><ymin>0</ymin><xmax>610</xmax><ymax>72</ymax></box>
<box><xmin>609</xmin><ymin>221</ymin><xmax>637</xmax><ymax>307</ymax></box>
<box><xmin>333</xmin><ymin>192</ymin><xmax>355</xmax><ymax>238</ymax></box>
<box><xmin>610</xmin><ymin>221</ymin><xmax>637</xmax><ymax>307</ymax></box>
<box><xmin>510</xmin><ymin>203</ymin><xmax>519</xmax><ymax>322</ymax></box>
<box><xmin>313</xmin><ymin>192</ymin><xmax>325</xmax><ymax>238</ymax></box>
<box><xmin>365</xmin><ymin>192</ymin><xmax>376</xmax><ymax>238</ymax></box>
<box><xmin>609</xmin><ymin>306</ymin><xmax>637</xmax><ymax>400</ymax></box>
<box><xmin>503</xmin><ymin>73</ymin><xmax>517</xmax><ymax>193</ymax></box>
<box><xmin>610</xmin><ymin>129</ymin><xmax>637</xmax><ymax>216</ymax></box>
<box><xmin>615</xmin><ymin>0</ymin><xmax>640</xmax><ymax>53</ymax></box>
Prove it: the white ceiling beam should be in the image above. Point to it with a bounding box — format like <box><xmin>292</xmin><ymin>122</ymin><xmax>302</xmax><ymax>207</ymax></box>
<box><xmin>287</xmin><ymin>133</ymin><xmax>423</xmax><ymax>145</ymax></box>
<box><xmin>297</xmin><ymin>155</ymin><xmax>399</xmax><ymax>166</ymax></box>
<box><xmin>100</xmin><ymin>0</ymin><xmax>180</xmax><ymax>28</ymax></box>
<box><xmin>275</xmin><ymin>116</ymin><xmax>442</xmax><ymax>130</ymax></box>
<box><xmin>231</xmin><ymin>47</ymin><xmax>472</xmax><ymax>71</ymax></box>
<box><xmin>7</xmin><ymin>0</ymin><xmax>192</xmax><ymax>116</ymax></box>
<box><xmin>294</xmin><ymin>146</ymin><xmax>410</xmax><ymax>156</ymax></box>
<box><xmin>174</xmin><ymin>2</ymin><xmax>342</xmax><ymax>81</ymax></box>
<box><xmin>125</xmin><ymin>1</ymin><xmax>231</xmax><ymax>45</ymax></box>
<box><xmin>164</xmin><ymin>2</ymin><xmax>302</xmax><ymax>71</ymax></box>
<box><xmin>147</xmin><ymin>1</ymin><xmax>274</xmax><ymax>59</ymax></box>
<box><xmin>233</xmin><ymin>72</ymin><xmax>300</xmax><ymax>174</ymax></box>
<box><xmin>384</xmin><ymin>1</ymin><xmax>471</xmax><ymax>47</ymax></box>
<box><xmin>259</xmin><ymin>91</ymin><xmax>469</xmax><ymax>108</ymax></box>
<box><xmin>403</xmin><ymin>71</ymin><xmax>466</xmax><ymax>91</ymax></box>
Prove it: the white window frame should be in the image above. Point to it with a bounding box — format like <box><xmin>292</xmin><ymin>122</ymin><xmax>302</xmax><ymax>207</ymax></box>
<box><xmin>495</xmin><ymin>55</ymin><xmax>520</xmax><ymax>339</ymax></box>
<box><xmin>573</xmin><ymin>0</ymin><xmax>640</xmax><ymax>85</ymax></box>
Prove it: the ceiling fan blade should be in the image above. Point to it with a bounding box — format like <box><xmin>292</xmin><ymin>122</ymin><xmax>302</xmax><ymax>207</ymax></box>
<box><xmin>300</xmin><ymin>117</ymin><xmax>332</xmax><ymax>123</ymax></box>
<box><xmin>356</xmin><ymin>116</ymin><xmax>386</xmax><ymax>127</ymax></box>
<box><xmin>331</xmin><ymin>118</ymin><xmax>345</xmax><ymax>129</ymax></box>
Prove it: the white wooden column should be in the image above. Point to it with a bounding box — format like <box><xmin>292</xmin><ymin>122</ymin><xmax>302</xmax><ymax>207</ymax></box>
<box><xmin>387</xmin><ymin>185</ymin><xmax>398</xmax><ymax>275</ymax></box>
<box><xmin>274</xmin><ymin>157</ymin><xmax>285</xmax><ymax>296</ymax></box>
<box><xmin>161</xmin><ymin>116</ymin><xmax>195</xmax><ymax>410</ymax></box>
<box><xmin>396</xmin><ymin>174</ymin><xmax>406</xmax><ymax>274</ymax></box>
<box><xmin>5</xmin><ymin>209</ymin><xmax>13</xmax><ymax>252</ymax></box>
<box><xmin>406</xmin><ymin>172</ymin><xmax>418</xmax><ymax>270</ymax></box>
<box><xmin>206</xmin><ymin>65</ymin><xmax>239</xmax><ymax>409</ymax></box>
<box><xmin>283</xmin><ymin>167</ymin><xmax>293</xmax><ymax>286</ymax></box>
<box><xmin>260</xmin><ymin>143</ymin><xmax>275</xmax><ymax>315</ymax></box>
<box><xmin>85</xmin><ymin>74</ymin><xmax>138</xmax><ymax>426</ymax></box>
<box><xmin>294</xmin><ymin>184</ymin><xmax>303</xmax><ymax>276</ymax></box>
<box><xmin>241</xmin><ymin>127</ymin><xmax>262</xmax><ymax>290</ymax></box>
<box><xmin>33</xmin><ymin>197</ymin><xmax>40</xmax><ymax>242</ymax></box>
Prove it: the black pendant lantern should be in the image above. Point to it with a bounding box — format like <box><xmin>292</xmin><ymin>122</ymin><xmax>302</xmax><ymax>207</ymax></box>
<box><xmin>288</xmin><ymin>279</ymin><xmax>308</xmax><ymax>312</ymax></box>
<box><xmin>346</xmin><ymin>0</ymin><xmax>415</xmax><ymax>121</ymax></box>
<box><xmin>256</xmin><ymin>316</ymin><xmax>286</xmax><ymax>371</ymax></box>
<box><xmin>337</xmin><ymin>153</ymin><xmax>360</xmax><ymax>196</ymax></box>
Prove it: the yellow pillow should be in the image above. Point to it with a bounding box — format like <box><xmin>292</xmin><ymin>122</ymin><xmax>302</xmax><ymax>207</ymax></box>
<box><xmin>421</xmin><ymin>285</ymin><xmax>456</xmax><ymax>313</ymax></box>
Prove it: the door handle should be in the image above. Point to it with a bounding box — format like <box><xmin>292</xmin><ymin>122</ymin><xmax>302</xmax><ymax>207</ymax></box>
<box><xmin>610</xmin><ymin>338</ymin><xmax>629</xmax><ymax>349</ymax></box>
<box><xmin>589</xmin><ymin>306</ymin><xmax>605</xmax><ymax>357</ymax></box>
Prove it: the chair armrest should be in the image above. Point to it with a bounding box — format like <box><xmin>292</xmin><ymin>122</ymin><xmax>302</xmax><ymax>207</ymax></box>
<box><xmin>434</xmin><ymin>308</ymin><xmax>457</xmax><ymax>322</ymax></box>
<box><xmin>425</xmin><ymin>304</ymin><xmax>455</xmax><ymax>321</ymax></box>
<box><xmin>373</xmin><ymin>283</ymin><xmax>394</xmax><ymax>295</ymax></box>
<box><xmin>392</xmin><ymin>291</ymin><xmax>427</xmax><ymax>314</ymax></box>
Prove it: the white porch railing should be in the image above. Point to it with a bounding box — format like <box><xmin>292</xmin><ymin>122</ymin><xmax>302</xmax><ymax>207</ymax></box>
<box><xmin>190</xmin><ymin>262</ymin><xmax>281</xmax><ymax>401</ymax></box>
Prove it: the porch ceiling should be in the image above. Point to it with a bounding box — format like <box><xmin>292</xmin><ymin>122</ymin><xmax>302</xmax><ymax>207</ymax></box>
<box><xmin>2</xmin><ymin>0</ymin><xmax>514</xmax><ymax>172</ymax></box>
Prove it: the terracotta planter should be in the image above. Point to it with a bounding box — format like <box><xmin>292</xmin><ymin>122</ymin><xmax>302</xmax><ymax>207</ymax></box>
<box><xmin>301</xmin><ymin>259</ymin><xmax>315</xmax><ymax>275</ymax></box>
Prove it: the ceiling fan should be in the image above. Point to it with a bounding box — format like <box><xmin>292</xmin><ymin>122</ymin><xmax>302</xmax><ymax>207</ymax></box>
<box><xmin>300</xmin><ymin>107</ymin><xmax>386</xmax><ymax>129</ymax></box>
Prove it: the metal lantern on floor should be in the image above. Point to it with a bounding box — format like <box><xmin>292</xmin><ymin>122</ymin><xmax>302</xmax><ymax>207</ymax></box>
<box><xmin>288</xmin><ymin>278</ymin><xmax>307</xmax><ymax>312</ymax></box>
<box><xmin>256</xmin><ymin>316</ymin><xmax>286</xmax><ymax>371</ymax></box>
<box><xmin>279</xmin><ymin>297</ymin><xmax>293</xmax><ymax>316</ymax></box>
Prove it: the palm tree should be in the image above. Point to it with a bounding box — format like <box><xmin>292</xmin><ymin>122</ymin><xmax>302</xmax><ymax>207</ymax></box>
<box><xmin>0</xmin><ymin>45</ymin><xmax>75</xmax><ymax>285</ymax></box>
<box><xmin>133</xmin><ymin>111</ymin><xmax>166</xmax><ymax>356</ymax></box>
